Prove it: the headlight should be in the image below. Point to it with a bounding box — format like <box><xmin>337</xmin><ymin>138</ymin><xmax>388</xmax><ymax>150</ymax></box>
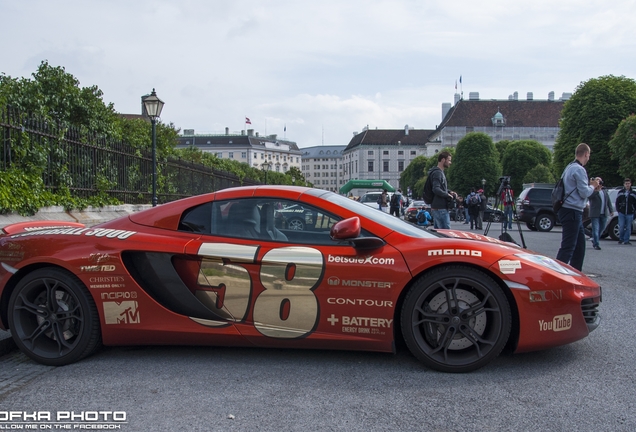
<box><xmin>515</xmin><ymin>253</ymin><xmax>580</xmax><ymax>276</ymax></box>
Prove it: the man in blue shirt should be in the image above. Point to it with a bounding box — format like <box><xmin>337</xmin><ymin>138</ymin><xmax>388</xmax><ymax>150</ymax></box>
<box><xmin>615</xmin><ymin>178</ymin><xmax>636</xmax><ymax>245</ymax></box>
<box><xmin>556</xmin><ymin>143</ymin><xmax>600</xmax><ymax>271</ymax></box>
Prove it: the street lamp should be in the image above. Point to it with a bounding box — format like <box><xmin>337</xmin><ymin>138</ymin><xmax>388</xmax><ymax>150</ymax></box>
<box><xmin>481</xmin><ymin>178</ymin><xmax>486</xmax><ymax>192</ymax></box>
<box><xmin>143</xmin><ymin>89</ymin><xmax>165</xmax><ymax>207</ymax></box>
<box><xmin>261</xmin><ymin>161</ymin><xmax>272</xmax><ymax>184</ymax></box>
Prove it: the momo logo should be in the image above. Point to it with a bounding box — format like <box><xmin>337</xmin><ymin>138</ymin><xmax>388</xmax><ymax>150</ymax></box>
<box><xmin>327</xmin><ymin>255</ymin><xmax>395</xmax><ymax>265</ymax></box>
<box><xmin>538</xmin><ymin>314</ymin><xmax>572</xmax><ymax>332</ymax></box>
<box><xmin>428</xmin><ymin>249</ymin><xmax>482</xmax><ymax>257</ymax></box>
<box><xmin>103</xmin><ymin>301</ymin><xmax>140</xmax><ymax>324</ymax></box>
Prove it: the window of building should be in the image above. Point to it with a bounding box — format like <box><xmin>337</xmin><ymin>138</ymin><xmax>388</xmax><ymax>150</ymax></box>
<box><xmin>398</xmin><ymin>151</ymin><xmax>404</xmax><ymax>155</ymax></box>
<box><xmin>368</xmin><ymin>150</ymin><xmax>374</xmax><ymax>156</ymax></box>
<box><xmin>383</xmin><ymin>150</ymin><xmax>389</xmax><ymax>155</ymax></box>
<box><xmin>216</xmin><ymin>152</ymin><xmax>223</xmax><ymax>158</ymax></box>
<box><xmin>241</xmin><ymin>152</ymin><xmax>247</xmax><ymax>159</ymax></box>
<box><xmin>229</xmin><ymin>152</ymin><xmax>234</xmax><ymax>159</ymax></box>
<box><xmin>410</xmin><ymin>151</ymin><xmax>416</xmax><ymax>155</ymax></box>
<box><xmin>368</xmin><ymin>161</ymin><xmax>374</xmax><ymax>172</ymax></box>
<box><xmin>383</xmin><ymin>161</ymin><xmax>389</xmax><ymax>172</ymax></box>
<box><xmin>398</xmin><ymin>161</ymin><xmax>404</xmax><ymax>171</ymax></box>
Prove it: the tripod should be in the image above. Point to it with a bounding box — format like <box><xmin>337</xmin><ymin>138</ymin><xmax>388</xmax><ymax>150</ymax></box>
<box><xmin>484</xmin><ymin>177</ymin><xmax>526</xmax><ymax>248</ymax></box>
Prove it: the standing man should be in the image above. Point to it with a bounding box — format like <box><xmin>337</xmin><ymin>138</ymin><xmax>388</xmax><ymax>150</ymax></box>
<box><xmin>556</xmin><ymin>143</ymin><xmax>599</xmax><ymax>271</ymax></box>
<box><xmin>389</xmin><ymin>189</ymin><xmax>403</xmax><ymax>217</ymax></box>
<box><xmin>477</xmin><ymin>188</ymin><xmax>487</xmax><ymax>230</ymax></box>
<box><xmin>502</xmin><ymin>188</ymin><xmax>514</xmax><ymax>230</ymax></box>
<box><xmin>428</xmin><ymin>151</ymin><xmax>456</xmax><ymax>229</ymax></box>
<box><xmin>379</xmin><ymin>189</ymin><xmax>389</xmax><ymax>213</ymax></box>
<box><xmin>588</xmin><ymin>180</ymin><xmax>614</xmax><ymax>250</ymax></box>
<box><xmin>615</xmin><ymin>178</ymin><xmax>636</xmax><ymax>245</ymax></box>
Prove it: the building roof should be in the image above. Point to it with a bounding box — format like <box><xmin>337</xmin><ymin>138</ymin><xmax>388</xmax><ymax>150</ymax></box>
<box><xmin>344</xmin><ymin>128</ymin><xmax>435</xmax><ymax>152</ymax></box>
<box><xmin>176</xmin><ymin>134</ymin><xmax>300</xmax><ymax>152</ymax></box>
<box><xmin>438</xmin><ymin>99</ymin><xmax>564</xmax><ymax>129</ymax></box>
<box><xmin>300</xmin><ymin>145</ymin><xmax>346</xmax><ymax>159</ymax></box>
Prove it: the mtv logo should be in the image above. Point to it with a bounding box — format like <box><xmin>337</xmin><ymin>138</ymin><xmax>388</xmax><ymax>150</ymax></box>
<box><xmin>103</xmin><ymin>301</ymin><xmax>140</xmax><ymax>324</ymax></box>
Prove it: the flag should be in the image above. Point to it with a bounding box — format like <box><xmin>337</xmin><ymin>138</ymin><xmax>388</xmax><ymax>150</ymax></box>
<box><xmin>245</xmin><ymin>117</ymin><xmax>251</xmax><ymax>124</ymax></box>
<box><xmin>455</xmin><ymin>80</ymin><xmax>457</xmax><ymax>90</ymax></box>
<box><xmin>284</xmin><ymin>124</ymin><xmax>286</xmax><ymax>132</ymax></box>
<box><xmin>459</xmin><ymin>75</ymin><xmax>462</xmax><ymax>84</ymax></box>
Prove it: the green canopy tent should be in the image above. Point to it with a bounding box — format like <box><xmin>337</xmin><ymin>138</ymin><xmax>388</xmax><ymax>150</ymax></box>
<box><xmin>339</xmin><ymin>179</ymin><xmax>395</xmax><ymax>195</ymax></box>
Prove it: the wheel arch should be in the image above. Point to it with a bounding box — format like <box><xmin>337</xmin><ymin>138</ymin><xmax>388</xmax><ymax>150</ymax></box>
<box><xmin>392</xmin><ymin>262</ymin><xmax>520</xmax><ymax>354</ymax></box>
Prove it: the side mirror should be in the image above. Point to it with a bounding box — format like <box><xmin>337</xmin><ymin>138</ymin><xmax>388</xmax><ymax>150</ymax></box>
<box><xmin>330</xmin><ymin>217</ymin><xmax>386</xmax><ymax>250</ymax></box>
<box><xmin>330</xmin><ymin>217</ymin><xmax>360</xmax><ymax>239</ymax></box>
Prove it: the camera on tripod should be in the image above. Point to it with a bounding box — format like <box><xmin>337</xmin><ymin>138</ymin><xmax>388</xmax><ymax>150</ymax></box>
<box><xmin>499</xmin><ymin>176</ymin><xmax>511</xmax><ymax>187</ymax></box>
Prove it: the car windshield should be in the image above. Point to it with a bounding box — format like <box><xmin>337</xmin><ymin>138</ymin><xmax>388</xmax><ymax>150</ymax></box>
<box><xmin>306</xmin><ymin>190</ymin><xmax>439</xmax><ymax>239</ymax></box>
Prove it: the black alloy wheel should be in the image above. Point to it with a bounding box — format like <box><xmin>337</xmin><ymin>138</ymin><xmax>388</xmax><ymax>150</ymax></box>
<box><xmin>8</xmin><ymin>268</ymin><xmax>101</xmax><ymax>366</ymax></box>
<box><xmin>401</xmin><ymin>266</ymin><xmax>511</xmax><ymax>373</ymax></box>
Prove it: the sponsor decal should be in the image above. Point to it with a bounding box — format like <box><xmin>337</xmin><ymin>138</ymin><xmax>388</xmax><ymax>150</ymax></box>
<box><xmin>327</xmin><ymin>314</ymin><xmax>393</xmax><ymax>335</ymax></box>
<box><xmin>326</xmin><ymin>276</ymin><xmax>392</xmax><ymax>288</ymax></box>
<box><xmin>103</xmin><ymin>301</ymin><xmax>140</xmax><ymax>324</ymax></box>
<box><xmin>89</xmin><ymin>276</ymin><xmax>125</xmax><ymax>289</ymax></box>
<box><xmin>10</xmin><ymin>227</ymin><xmax>136</xmax><ymax>240</ymax></box>
<box><xmin>100</xmin><ymin>291</ymin><xmax>138</xmax><ymax>300</ymax></box>
<box><xmin>80</xmin><ymin>264</ymin><xmax>116</xmax><ymax>272</ymax></box>
<box><xmin>499</xmin><ymin>260</ymin><xmax>522</xmax><ymax>274</ymax></box>
<box><xmin>428</xmin><ymin>249</ymin><xmax>482</xmax><ymax>257</ymax></box>
<box><xmin>327</xmin><ymin>254</ymin><xmax>395</xmax><ymax>265</ymax></box>
<box><xmin>538</xmin><ymin>314</ymin><xmax>572</xmax><ymax>332</ymax></box>
<box><xmin>529</xmin><ymin>290</ymin><xmax>563</xmax><ymax>302</ymax></box>
<box><xmin>327</xmin><ymin>298</ymin><xmax>393</xmax><ymax>307</ymax></box>
<box><xmin>0</xmin><ymin>411</ymin><xmax>127</xmax><ymax>428</ymax></box>
<box><xmin>89</xmin><ymin>253</ymin><xmax>115</xmax><ymax>263</ymax></box>
<box><xmin>22</xmin><ymin>225</ymin><xmax>79</xmax><ymax>232</ymax></box>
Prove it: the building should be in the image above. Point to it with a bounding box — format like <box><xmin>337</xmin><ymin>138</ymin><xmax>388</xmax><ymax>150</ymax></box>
<box><xmin>342</xmin><ymin>125</ymin><xmax>434</xmax><ymax>195</ymax></box>
<box><xmin>176</xmin><ymin>128</ymin><xmax>302</xmax><ymax>173</ymax></box>
<box><xmin>300</xmin><ymin>145</ymin><xmax>346</xmax><ymax>192</ymax></box>
<box><xmin>429</xmin><ymin>91</ymin><xmax>568</xmax><ymax>152</ymax></box>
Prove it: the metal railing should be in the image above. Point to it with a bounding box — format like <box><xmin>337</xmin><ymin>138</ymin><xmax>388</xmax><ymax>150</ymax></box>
<box><xmin>1</xmin><ymin>106</ymin><xmax>258</xmax><ymax>204</ymax></box>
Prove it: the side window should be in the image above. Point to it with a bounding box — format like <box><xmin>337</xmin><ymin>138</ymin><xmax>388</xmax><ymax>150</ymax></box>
<box><xmin>199</xmin><ymin>198</ymin><xmax>343</xmax><ymax>245</ymax></box>
<box><xmin>179</xmin><ymin>202</ymin><xmax>212</xmax><ymax>234</ymax></box>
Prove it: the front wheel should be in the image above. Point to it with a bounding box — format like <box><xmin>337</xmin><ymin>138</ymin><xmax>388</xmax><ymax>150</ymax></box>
<box><xmin>401</xmin><ymin>266</ymin><xmax>511</xmax><ymax>373</ymax></box>
<box><xmin>8</xmin><ymin>268</ymin><xmax>101</xmax><ymax>366</ymax></box>
<box><xmin>608</xmin><ymin>218</ymin><xmax>620</xmax><ymax>241</ymax></box>
<box><xmin>286</xmin><ymin>218</ymin><xmax>305</xmax><ymax>231</ymax></box>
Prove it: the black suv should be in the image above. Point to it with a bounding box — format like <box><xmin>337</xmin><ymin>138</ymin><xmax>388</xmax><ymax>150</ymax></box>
<box><xmin>517</xmin><ymin>186</ymin><xmax>557</xmax><ymax>231</ymax></box>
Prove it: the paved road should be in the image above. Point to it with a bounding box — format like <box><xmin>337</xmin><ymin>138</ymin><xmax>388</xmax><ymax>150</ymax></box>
<box><xmin>1</xmin><ymin>222</ymin><xmax>634</xmax><ymax>431</ymax></box>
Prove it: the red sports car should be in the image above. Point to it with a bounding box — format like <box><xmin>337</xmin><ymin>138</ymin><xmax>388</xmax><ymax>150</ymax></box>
<box><xmin>0</xmin><ymin>186</ymin><xmax>601</xmax><ymax>372</ymax></box>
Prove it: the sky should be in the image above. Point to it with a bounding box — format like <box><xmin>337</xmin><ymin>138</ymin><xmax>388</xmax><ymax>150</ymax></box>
<box><xmin>1</xmin><ymin>0</ymin><xmax>635</xmax><ymax>148</ymax></box>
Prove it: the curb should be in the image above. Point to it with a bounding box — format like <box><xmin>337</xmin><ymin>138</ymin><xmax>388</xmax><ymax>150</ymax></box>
<box><xmin>0</xmin><ymin>330</ymin><xmax>16</xmax><ymax>357</ymax></box>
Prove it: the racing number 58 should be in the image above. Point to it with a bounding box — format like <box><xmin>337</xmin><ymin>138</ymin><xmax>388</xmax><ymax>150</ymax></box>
<box><xmin>198</xmin><ymin>244</ymin><xmax>324</xmax><ymax>339</ymax></box>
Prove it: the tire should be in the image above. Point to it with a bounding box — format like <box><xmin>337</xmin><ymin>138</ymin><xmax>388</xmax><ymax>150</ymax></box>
<box><xmin>526</xmin><ymin>222</ymin><xmax>537</xmax><ymax>231</ymax></box>
<box><xmin>8</xmin><ymin>268</ymin><xmax>101</xmax><ymax>366</ymax></box>
<box><xmin>535</xmin><ymin>213</ymin><xmax>555</xmax><ymax>232</ymax></box>
<box><xmin>401</xmin><ymin>266</ymin><xmax>511</xmax><ymax>373</ymax></box>
<box><xmin>583</xmin><ymin>219</ymin><xmax>592</xmax><ymax>238</ymax></box>
<box><xmin>608</xmin><ymin>218</ymin><xmax>619</xmax><ymax>241</ymax></box>
<box><xmin>286</xmin><ymin>217</ymin><xmax>305</xmax><ymax>231</ymax></box>
<box><xmin>491</xmin><ymin>213</ymin><xmax>502</xmax><ymax>223</ymax></box>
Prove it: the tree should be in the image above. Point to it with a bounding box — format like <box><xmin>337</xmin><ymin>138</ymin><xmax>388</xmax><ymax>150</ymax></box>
<box><xmin>501</xmin><ymin>140</ymin><xmax>552</xmax><ymax>193</ymax></box>
<box><xmin>400</xmin><ymin>155</ymin><xmax>428</xmax><ymax>197</ymax></box>
<box><xmin>495</xmin><ymin>140</ymin><xmax>512</xmax><ymax>164</ymax></box>
<box><xmin>522</xmin><ymin>164</ymin><xmax>555</xmax><ymax>185</ymax></box>
<box><xmin>608</xmin><ymin>114</ymin><xmax>636</xmax><ymax>181</ymax></box>
<box><xmin>553</xmin><ymin>75</ymin><xmax>636</xmax><ymax>187</ymax></box>
<box><xmin>447</xmin><ymin>133</ymin><xmax>500</xmax><ymax>196</ymax></box>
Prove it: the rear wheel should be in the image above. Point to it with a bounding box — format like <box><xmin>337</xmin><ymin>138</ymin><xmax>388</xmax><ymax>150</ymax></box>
<box><xmin>8</xmin><ymin>268</ymin><xmax>101</xmax><ymax>366</ymax></box>
<box><xmin>526</xmin><ymin>222</ymin><xmax>537</xmax><ymax>231</ymax></box>
<box><xmin>286</xmin><ymin>218</ymin><xmax>305</xmax><ymax>231</ymax></box>
<box><xmin>535</xmin><ymin>213</ymin><xmax>555</xmax><ymax>232</ymax></box>
<box><xmin>608</xmin><ymin>218</ymin><xmax>620</xmax><ymax>241</ymax></box>
<box><xmin>401</xmin><ymin>266</ymin><xmax>511</xmax><ymax>373</ymax></box>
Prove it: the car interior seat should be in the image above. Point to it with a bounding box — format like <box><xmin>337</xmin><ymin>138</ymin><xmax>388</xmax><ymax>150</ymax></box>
<box><xmin>260</xmin><ymin>203</ymin><xmax>288</xmax><ymax>241</ymax></box>
<box><xmin>227</xmin><ymin>201</ymin><xmax>262</xmax><ymax>239</ymax></box>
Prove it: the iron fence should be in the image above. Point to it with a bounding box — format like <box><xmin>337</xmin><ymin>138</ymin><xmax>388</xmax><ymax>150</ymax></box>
<box><xmin>0</xmin><ymin>106</ymin><xmax>258</xmax><ymax>204</ymax></box>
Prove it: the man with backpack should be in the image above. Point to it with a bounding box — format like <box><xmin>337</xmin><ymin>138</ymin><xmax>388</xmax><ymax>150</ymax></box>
<box><xmin>424</xmin><ymin>151</ymin><xmax>456</xmax><ymax>229</ymax></box>
<box><xmin>390</xmin><ymin>188</ymin><xmax>403</xmax><ymax>217</ymax></box>
<box><xmin>467</xmin><ymin>188</ymin><xmax>481</xmax><ymax>230</ymax></box>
